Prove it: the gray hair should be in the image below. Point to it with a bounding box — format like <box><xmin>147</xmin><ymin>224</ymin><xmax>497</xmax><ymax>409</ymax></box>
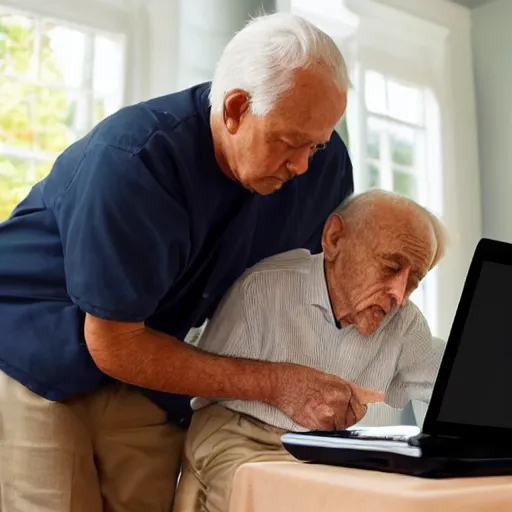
<box><xmin>209</xmin><ymin>13</ymin><xmax>350</xmax><ymax>116</ymax></box>
<box><xmin>333</xmin><ymin>190</ymin><xmax>448</xmax><ymax>269</ymax></box>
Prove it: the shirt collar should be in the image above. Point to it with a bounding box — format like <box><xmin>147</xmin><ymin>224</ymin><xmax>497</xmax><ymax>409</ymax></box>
<box><xmin>308</xmin><ymin>253</ymin><xmax>339</xmax><ymax>326</ymax></box>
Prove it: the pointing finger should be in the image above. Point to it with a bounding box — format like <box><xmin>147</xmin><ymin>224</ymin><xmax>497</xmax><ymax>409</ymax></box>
<box><xmin>350</xmin><ymin>384</ymin><xmax>385</xmax><ymax>404</ymax></box>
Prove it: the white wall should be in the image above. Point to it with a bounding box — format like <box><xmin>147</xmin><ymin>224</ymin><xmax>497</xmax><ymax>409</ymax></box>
<box><xmin>472</xmin><ymin>0</ymin><xmax>512</xmax><ymax>243</ymax></box>
<box><xmin>144</xmin><ymin>0</ymin><xmax>180</xmax><ymax>98</ymax></box>
<box><xmin>142</xmin><ymin>0</ymin><xmax>276</xmax><ymax>99</ymax></box>
<box><xmin>176</xmin><ymin>0</ymin><xmax>276</xmax><ymax>90</ymax></box>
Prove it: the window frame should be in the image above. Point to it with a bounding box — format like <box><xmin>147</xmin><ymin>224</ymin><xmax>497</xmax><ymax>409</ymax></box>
<box><xmin>347</xmin><ymin>62</ymin><xmax>441</xmax><ymax>333</ymax></box>
<box><xmin>0</xmin><ymin>0</ymin><xmax>133</xmax><ymax>37</ymax></box>
<box><xmin>0</xmin><ymin>0</ymin><xmax>137</xmax><ymax>219</ymax></box>
<box><xmin>0</xmin><ymin>0</ymin><xmax>146</xmax><ymax>103</ymax></box>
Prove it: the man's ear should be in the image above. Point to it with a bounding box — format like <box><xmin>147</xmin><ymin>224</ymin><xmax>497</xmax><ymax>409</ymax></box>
<box><xmin>223</xmin><ymin>89</ymin><xmax>250</xmax><ymax>134</ymax></box>
<box><xmin>322</xmin><ymin>214</ymin><xmax>346</xmax><ymax>261</ymax></box>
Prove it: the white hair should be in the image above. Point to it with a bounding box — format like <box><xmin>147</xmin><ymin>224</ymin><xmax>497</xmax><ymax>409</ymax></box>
<box><xmin>209</xmin><ymin>12</ymin><xmax>349</xmax><ymax>116</ymax></box>
<box><xmin>334</xmin><ymin>190</ymin><xmax>449</xmax><ymax>269</ymax></box>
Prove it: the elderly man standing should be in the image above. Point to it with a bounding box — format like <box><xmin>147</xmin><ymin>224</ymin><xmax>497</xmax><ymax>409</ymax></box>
<box><xmin>0</xmin><ymin>13</ymin><xmax>356</xmax><ymax>512</ymax></box>
<box><xmin>174</xmin><ymin>190</ymin><xmax>448</xmax><ymax>512</ymax></box>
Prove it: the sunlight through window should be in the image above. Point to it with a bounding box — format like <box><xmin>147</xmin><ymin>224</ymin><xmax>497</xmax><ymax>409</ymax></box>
<box><xmin>0</xmin><ymin>7</ymin><xmax>125</xmax><ymax>220</ymax></box>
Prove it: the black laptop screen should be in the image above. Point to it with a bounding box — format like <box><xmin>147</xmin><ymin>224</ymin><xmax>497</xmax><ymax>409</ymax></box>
<box><xmin>437</xmin><ymin>261</ymin><xmax>512</xmax><ymax>428</ymax></box>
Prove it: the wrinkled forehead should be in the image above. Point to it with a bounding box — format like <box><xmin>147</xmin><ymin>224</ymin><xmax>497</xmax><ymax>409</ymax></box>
<box><xmin>377</xmin><ymin>217</ymin><xmax>437</xmax><ymax>271</ymax></box>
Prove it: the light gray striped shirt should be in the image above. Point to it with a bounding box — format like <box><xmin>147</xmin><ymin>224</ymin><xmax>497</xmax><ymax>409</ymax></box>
<box><xmin>193</xmin><ymin>249</ymin><xmax>445</xmax><ymax>431</ymax></box>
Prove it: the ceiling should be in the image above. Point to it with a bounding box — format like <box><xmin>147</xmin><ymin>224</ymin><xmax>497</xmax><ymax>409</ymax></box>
<box><xmin>449</xmin><ymin>0</ymin><xmax>498</xmax><ymax>9</ymax></box>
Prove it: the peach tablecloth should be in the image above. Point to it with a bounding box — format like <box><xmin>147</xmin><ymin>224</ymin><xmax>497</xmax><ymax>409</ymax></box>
<box><xmin>229</xmin><ymin>462</ymin><xmax>512</xmax><ymax>512</ymax></box>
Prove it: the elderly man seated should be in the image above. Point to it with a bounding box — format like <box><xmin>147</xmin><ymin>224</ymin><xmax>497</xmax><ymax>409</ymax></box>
<box><xmin>173</xmin><ymin>190</ymin><xmax>447</xmax><ymax>512</ymax></box>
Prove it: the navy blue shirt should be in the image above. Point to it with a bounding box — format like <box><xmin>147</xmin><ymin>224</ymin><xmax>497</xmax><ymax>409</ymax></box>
<box><xmin>0</xmin><ymin>83</ymin><xmax>353</xmax><ymax>425</ymax></box>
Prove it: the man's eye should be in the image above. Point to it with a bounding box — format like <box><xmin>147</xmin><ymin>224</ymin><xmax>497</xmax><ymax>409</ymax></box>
<box><xmin>309</xmin><ymin>144</ymin><xmax>326</xmax><ymax>158</ymax></box>
<box><xmin>310</xmin><ymin>142</ymin><xmax>327</xmax><ymax>154</ymax></box>
<box><xmin>386</xmin><ymin>266</ymin><xmax>400</xmax><ymax>274</ymax></box>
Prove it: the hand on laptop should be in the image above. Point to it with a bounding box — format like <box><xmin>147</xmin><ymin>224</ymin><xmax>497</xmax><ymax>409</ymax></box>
<box><xmin>350</xmin><ymin>383</ymin><xmax>385</xmax><ymax>405</ymax></box>
<box><xmin>271</xmin><ymin>364</ymin><xmax>385</xmax><ymax>431</ymax></box>
<box><xmin>346</xmin><ymin>383</ymin><xmax>386</xmax><ymax>427</ymax></box>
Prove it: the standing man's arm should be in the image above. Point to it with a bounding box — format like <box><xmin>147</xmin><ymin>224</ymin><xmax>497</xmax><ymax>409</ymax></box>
<box><xmin>57</xmin><ymin>144</ymin><xmax>359</xmax><ymax>431</ymax></box>
<box><xmin>85</xmin><ymin>315</ymin><xmax>277</xmax><ymax>403</ymax></box>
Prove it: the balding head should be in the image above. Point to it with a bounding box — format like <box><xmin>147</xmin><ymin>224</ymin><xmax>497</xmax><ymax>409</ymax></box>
<box><xmin>322</xmin><ymin>190</ymin><xmax>447</xmax><ymax>336</ymax></box>
<box><xmin>333</xmin><ymin>190</ymin><xmax>447</xmax><ymax>270</ymax></box>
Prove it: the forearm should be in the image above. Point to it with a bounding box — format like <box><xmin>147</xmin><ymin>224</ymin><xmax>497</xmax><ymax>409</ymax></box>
<box><xmin>85</xmin><ymin>318</ymin><xmax>277</xmax><ymax>403</ymax></box>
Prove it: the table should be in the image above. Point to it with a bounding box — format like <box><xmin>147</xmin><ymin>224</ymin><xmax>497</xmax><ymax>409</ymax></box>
<box><xmin>229</xmin><ymin>462</ymin><xmax>512</xmax><ymax>512</ymax></box>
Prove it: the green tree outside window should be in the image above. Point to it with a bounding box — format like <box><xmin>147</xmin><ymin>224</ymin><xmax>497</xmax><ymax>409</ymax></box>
<box><xmin>0</xmin><ymin>13</ymin><xmax>79</xmax><ymax>219</ymax></box>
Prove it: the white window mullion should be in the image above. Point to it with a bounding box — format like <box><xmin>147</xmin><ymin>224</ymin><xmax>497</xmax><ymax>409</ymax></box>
<box><xmin>366</xmin><ymin>111</ymin><xmax>424</xmax><ymax>132</ymax></box>
<box><xmin>381</xmin><ymin>76</ymin><xmax>392</xmax><ymax>191</ymax></box>
<box><xmin>32</xmin><ymin>16</ymin><xmax>41</xmax><ymax>79</ymax></box>
<box><xmin>381</xmin><ymin>129</ymin><xmax>393</xmax><ymax>191</ymax></box>
<box><xmin>30</xmin><ymin>17</ymin><xmax>41</xmax><ymax>154</ymax></box>
<box><xmin>348</xmin><ymin>61</ymin><xmax>368</xmax><ymax>193</ymax></box>
<box><xmin>415</xmin><ymin>91</ymin><xmax>429</xmax><ymax>208</ymax></box>
<box><xmin>415</xmin><ymin>129</ymin><xmax>427</xmax><ymax>206</ymax></box>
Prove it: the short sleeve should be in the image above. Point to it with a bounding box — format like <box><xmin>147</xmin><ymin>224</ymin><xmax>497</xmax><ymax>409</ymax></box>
<box><xmin>385</xmin><ymin>304</ymin><xmax>446</xmax><ymax>408</ymax></box>
<box><xmin>54</xmin><ymin>143</ymin><xmax>190</xmax><ymax>322</ymax></box>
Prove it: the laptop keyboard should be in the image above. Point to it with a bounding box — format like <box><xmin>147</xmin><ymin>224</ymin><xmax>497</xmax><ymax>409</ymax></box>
<box><xmin>301</xmin><ymin>429</ymin><xmax>414</xmax><ymax>443</ymax></box>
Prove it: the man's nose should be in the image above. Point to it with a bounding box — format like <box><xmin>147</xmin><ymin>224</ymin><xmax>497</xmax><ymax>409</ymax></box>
<box><xmin>389</xmin><ymin>269</ymin><xmax>409</xmax><ymax>307</ymax></box>
<box><xmin>287</xmin><ymin>148</ymin><xmax>310</xmax><ymax>176</ymax></box>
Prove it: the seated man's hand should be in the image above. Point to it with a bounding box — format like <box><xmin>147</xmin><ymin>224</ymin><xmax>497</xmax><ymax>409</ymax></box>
<box><xmin>270</xmin><ymin>363</ymin><xmax>384</xmax><ymax>430</ymax></box>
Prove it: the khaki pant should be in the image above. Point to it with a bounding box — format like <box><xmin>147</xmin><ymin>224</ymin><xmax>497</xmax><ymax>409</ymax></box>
<box><xmin>173</xmin><ymin>404</ymin><xmax>296</xmax><ymax>512</ymax></box>
<box><xmin>0</xmin><ymin>370</ymin><xmax>186</xmax><ymax>512</ymax></box>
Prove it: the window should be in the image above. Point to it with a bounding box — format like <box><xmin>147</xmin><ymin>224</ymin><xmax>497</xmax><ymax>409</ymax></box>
<box><xmin>363</xmin><ymin>71</ymin><xmax>427</xmax><ymax>198</ymax></box>
<box><xmin>0</xmin><ymin>5</ymin><xmax>125</xmax><ymax>220</ymax></box>
<box><xmin>359</xmin><ymin>69</ymin><xmax>437</xmax><ymax>330</ymax></box>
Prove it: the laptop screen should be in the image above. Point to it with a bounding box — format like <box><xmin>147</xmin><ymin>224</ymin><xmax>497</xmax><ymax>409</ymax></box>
<box><xmin>436</xmin><ymin>261</ymin><xmax>512</xmax><ymax>428</ymax></box>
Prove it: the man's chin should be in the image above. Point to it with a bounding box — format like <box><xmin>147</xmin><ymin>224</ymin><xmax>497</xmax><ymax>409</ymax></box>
<box><xmin>250</xmin><ymin>182</ymin><xmax>283</xmax><ymax>195</ymax></box>
<box><xmin>339</xmin><ymin>318</ymin><xmax>378</xmax><ymax>336</ymax></box>
<box><xmin>352</xmin><ymin>306</ymin><xmax>388</xmax><ymax>336</ymax></box>
<box><xmin>355</xmin><ymin>323</ymin><xmax>380</xmax><ymax>336</ymax></box>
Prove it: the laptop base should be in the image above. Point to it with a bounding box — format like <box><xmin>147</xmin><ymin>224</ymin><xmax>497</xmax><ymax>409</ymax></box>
<box><xmin>282</xmin><ymin>239</ymin><xmax>512</xmax><ymax>479</ymax></box>
<box><xmin>283</xmin><ymin>440</ymin><xmax>512</xmax><ymax>478</ymax></box>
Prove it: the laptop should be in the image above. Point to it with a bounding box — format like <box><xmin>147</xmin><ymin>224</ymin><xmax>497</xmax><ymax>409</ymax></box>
<box><xmin>281</xmin><ymin>238</ymin><xmax>512</xmax><ymax>478</ymax></box>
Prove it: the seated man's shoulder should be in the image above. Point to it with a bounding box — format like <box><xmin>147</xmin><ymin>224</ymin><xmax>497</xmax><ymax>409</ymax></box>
<box><xmin>207</xmin><ymin>249</ymin><xmax>315</xmax><ymax>324</ymax></box>
<box><xmin>392</xmin><ymin>300</ymin><xmax>430</xmax><ymax>335</ymax></box>
<box><xmin>401</xmin><ymin>300</ymin><xmax>424</xmax><ymax>318</ymax></box>
<box><xmin>238</xmin><ymin>249</ymin><xmax>315</xmax><ymax>295</ymax></box>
